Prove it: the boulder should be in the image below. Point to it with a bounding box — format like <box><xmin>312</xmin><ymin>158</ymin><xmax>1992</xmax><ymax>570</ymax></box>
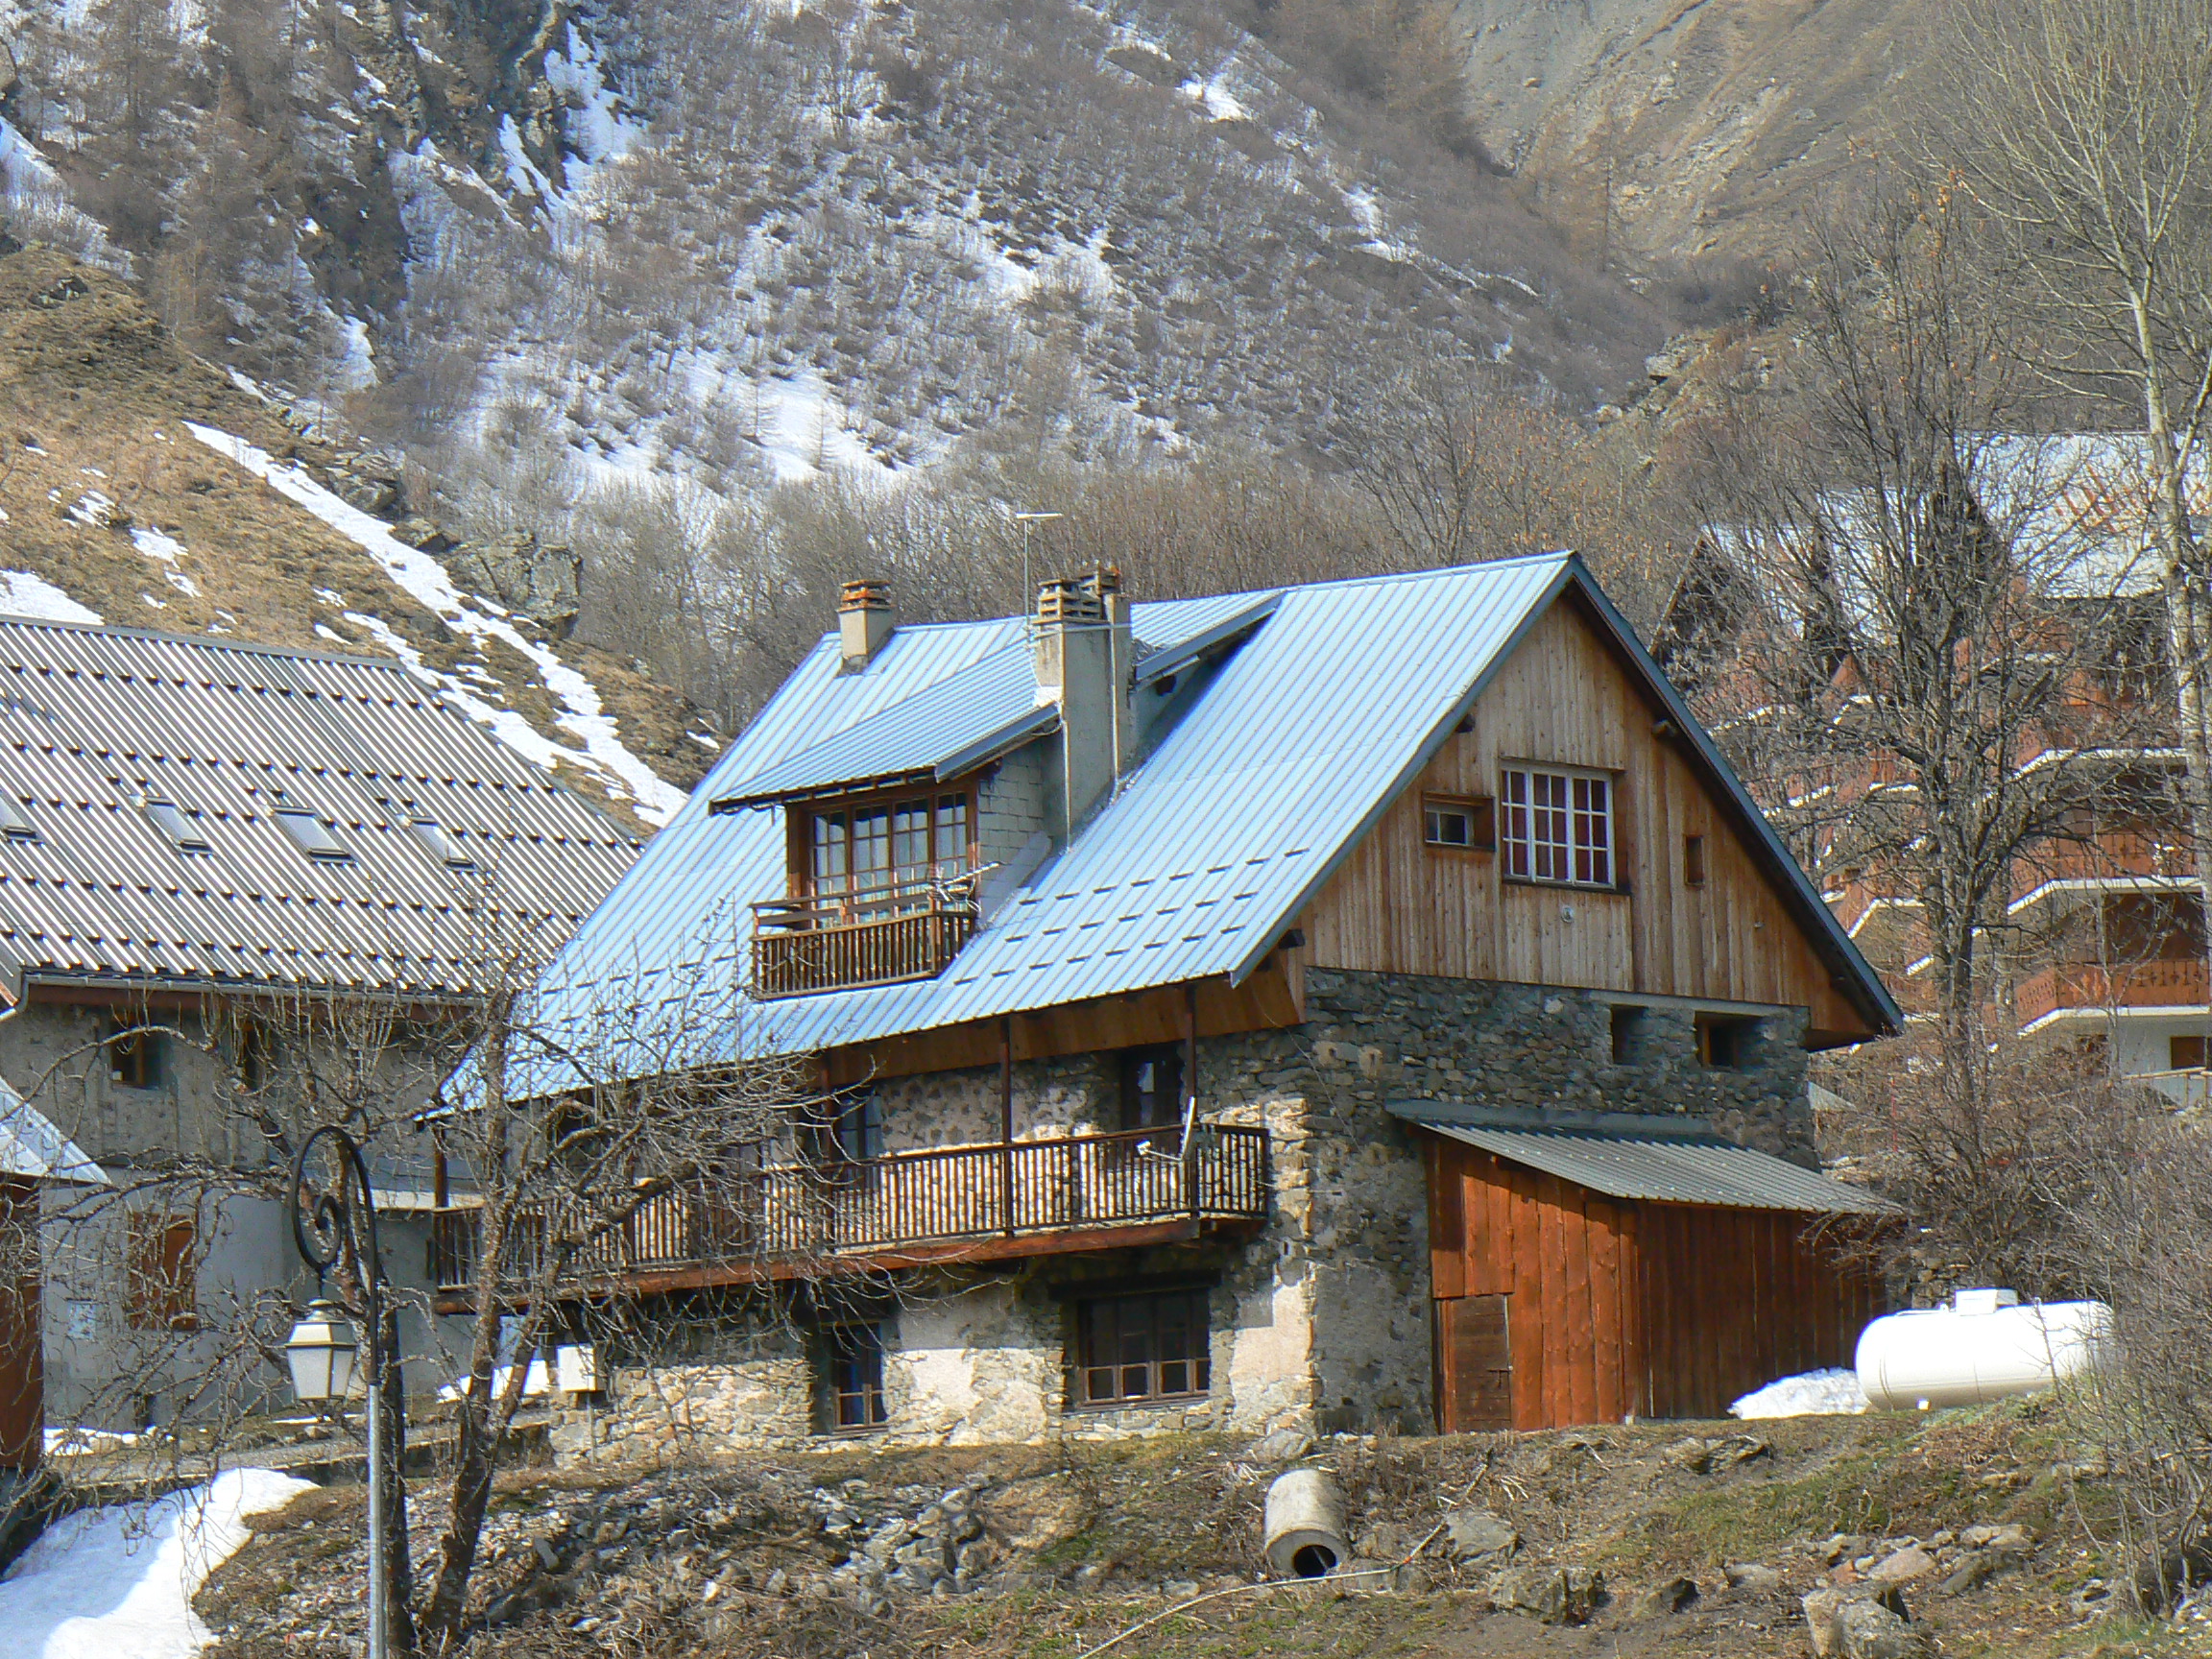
<box><xmin>1626</xmin><ymin>1575</ymin><xmax>1698</xmax><ymax>1618</ymax></box>
<box><xmin>1444</xmin><ymin>1508</ymin><xmax>1520</xmax><ymax>1561</ymax></box>
<box><xmin>1247</xmin><ymin>1427</ymin><xmax>1315</xmax><ymax>1464</ymax></box>
<box><xmin>445</xmin><ymin>530</ymin><xmax>583</xmax><ymax>631</ymax></box>
<box><xmin>1959</xmin><ymin>1523</ymin><xmax>2031</xmax><ymax>1551</ymax></box>
<box><xmin>1868</xmin><ymin>1545</ymin><xmax>1936</xmax><ymax>1582</ymax></box>
<box><xmin>1937</xmin><ymin>1549</ymin><xmax>2022</xmax><ymax>1597</ymax></box>
<box><xmin>1803</xmin><ymin>1587</ymin><xmax>1913</xmax><ymax>1659</ymax></box>
<box><xmin>1484</xmin><ymin>1564</ymin><xmax>1601</xmax><ymax>1624</ymax></box>
<box><xmin>1836</xmin><ymin>1598</ymin><xmax>1931</xmax><ymax>1658</ymax></box>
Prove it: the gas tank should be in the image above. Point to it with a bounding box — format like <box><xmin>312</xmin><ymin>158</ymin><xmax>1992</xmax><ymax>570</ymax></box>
<box><xmin>1855</xmin><ymin>1288</ymin><xmax>2113</xmax><ymax>1411</ymax></box>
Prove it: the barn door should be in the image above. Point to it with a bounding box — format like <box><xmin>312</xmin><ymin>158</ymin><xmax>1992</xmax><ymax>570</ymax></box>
<box><xmin>1435</xmin><ymin>1293</ymin><xmax>1513</xmax><ymax>1432</ymax></box>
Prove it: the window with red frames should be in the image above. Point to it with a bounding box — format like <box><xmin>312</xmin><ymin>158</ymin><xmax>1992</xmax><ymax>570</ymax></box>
<box><xmin>1501</xmin><ymin>767</ymin><xmax>1614</xmax><ymax>887</ymax></box>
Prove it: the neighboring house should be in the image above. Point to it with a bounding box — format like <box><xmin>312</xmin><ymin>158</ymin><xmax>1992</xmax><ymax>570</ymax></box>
<box><xmin>0</xmin><ymin>619</ymin><xmax>637</xmax><ymax>1426</ymax></box>
<box><xmin>1658</xmin><ymin>437</ymin><xmax>2212</xmax><ymax>1106</ymax></box>
<box><xmin>495</xmin><ymin>555</ymin><xmax>1899</xmax><ymax>1448</ymax></box>
<box><xmin>0</xmin><ymin>1085</ymin><xmax>104</xmax><ymax>1557</ymax></box>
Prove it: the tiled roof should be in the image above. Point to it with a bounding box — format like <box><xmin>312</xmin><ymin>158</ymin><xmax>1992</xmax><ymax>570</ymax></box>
<box><xmin>0</xmin><ymin>619</ymin><xmax>637</xmax><ymax>998</ymax></box>
<box><xmin>517</xmin><ymin>555</ymin><xmax>1898</xmax><ymax>1091</ymax></box>
<box><xmin>1389</xmin><ymin>1102</ymin><xmax>1895</xmax><ymax>1215</ymax></box>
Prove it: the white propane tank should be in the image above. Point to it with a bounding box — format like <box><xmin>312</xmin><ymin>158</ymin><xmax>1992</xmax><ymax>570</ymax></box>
<box><xmin>1855</xmin><ymin>1287</ymin><xmax>2113</xmax><ymax>1411</ymax></box>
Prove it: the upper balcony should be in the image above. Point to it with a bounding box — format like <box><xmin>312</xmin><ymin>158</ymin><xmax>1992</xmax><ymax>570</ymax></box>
<box><xmin>2015</xmin><ymin>957</ymin><xmax>2212</xmax><ymax>1026</ymax></box>
<box><xmin>2010</xmin><ymin>830</ymin><xmax>2196</xmax><ymax>908</ymax></box>
<box><xmin>432</xmin><ymin>1123</ymin><xmax>1272</xmax><ymax>1303</ymax></box>
<box><xmin>751</xmin><ymin>874</ymin><xmax>979</xmax><ymax>998</ymax></box>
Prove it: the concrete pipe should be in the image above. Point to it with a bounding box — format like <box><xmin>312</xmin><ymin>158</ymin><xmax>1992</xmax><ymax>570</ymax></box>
<box><xmin>1263</xmin><ymin>1467</ymin><xmax>1349</xmax><ymax>1578</ymax></box>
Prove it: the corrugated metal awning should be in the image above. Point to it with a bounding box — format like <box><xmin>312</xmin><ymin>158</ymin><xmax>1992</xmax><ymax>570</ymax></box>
<box><xmin>1389</xmin><ymin>1102</ymin><xmax>1894</xmax><ymax>1215</ymax></box>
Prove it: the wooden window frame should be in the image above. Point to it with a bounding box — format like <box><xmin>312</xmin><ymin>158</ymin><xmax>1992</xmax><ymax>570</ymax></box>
<box><xmin>791</xmin><ymin>780</ymin><xmax>979</xmax><ymax>910</ymax></box>
<box><xmin>1500</xmin><ymin>765</ymin><xmax>1617</xmax><ymax>889</ymax></box>
<box><xmin>820</xmin><ymin>1322</ymin><xmax>890</xmax><ymax>1433</ymax></box>
<box><xmin>125</xmin><ymin>1213</ymin><xmax>199</xmax><ymax>1332</ymax></box>
<box><xmin>108</xmin><ymin>1018</ymin><xmax>160</xmax><ymax>1091</ymax></box>
<box><xmin>1116</xmin><ymin>1044</ymin><xmax>1185</xmax><ymax>1133</ymax></box>
<box><xmin>1070</xmin><ymin>1288</ymin><xmax>1213</xmax><ymax>1408</ymax></box>
<box><xmin>1422</xmin><ymin>793</ymin><xmax>1495</xmax><ymax>854</ymax></box>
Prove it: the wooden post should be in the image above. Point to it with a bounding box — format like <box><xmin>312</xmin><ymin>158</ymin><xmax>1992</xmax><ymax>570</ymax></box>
<box><xmin>999</xmin><ymin>1016</ymin><xmax>1015</xmax><ymax>1236</ymax></box>
<box><xmin>1184</xmin><ymin>982</ymin><xmax>1200</xmax><ymax>1221</ymax></box>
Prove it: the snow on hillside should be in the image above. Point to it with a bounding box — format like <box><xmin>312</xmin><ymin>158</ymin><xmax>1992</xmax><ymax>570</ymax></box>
<box><xmin>188</xmin><ymin>423</ymin><xmax>687</xmax><ymax>826</ymax></box>
<box><xmin>0</xmin><ymin>572</ymin><xmax>104</xmax><ymax>625</ymax></box>
<box><xmin>0</xmin><ymin>1466</ymin><xmax>314</xmax><ymax>1658</ymax></box>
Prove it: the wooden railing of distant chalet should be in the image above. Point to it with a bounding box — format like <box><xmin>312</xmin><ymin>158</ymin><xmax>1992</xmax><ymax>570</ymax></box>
<box><xmin>750</xmin><ymin>875</ymin><xmax>979</xmax><ymax>998</ymax></box>
<box><xmin>431</xmin><ymin>1124</ymin><xmax>1271</xmax><ymax>1295</ymax></box>
<box><xmin>2015</xmin><ymin>956</ymin><xmax>2212</xmax><ymax>1026</ymax></box>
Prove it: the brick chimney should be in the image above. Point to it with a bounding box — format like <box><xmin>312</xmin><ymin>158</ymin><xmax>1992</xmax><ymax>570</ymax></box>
<box><xmin>838</xmin><ymin>579</ymin><xmax>895</xmax><ymax>669</ymax></box>
<box><xmin>1033</xmin><ymin>567</ymin><xmax>1135</xmax><ymax>837</ymax></box>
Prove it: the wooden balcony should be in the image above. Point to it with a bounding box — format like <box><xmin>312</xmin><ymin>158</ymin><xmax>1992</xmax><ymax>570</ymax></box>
<box><xmin>2012</xmin><ymin>832</ymin><xmax>2196</xmax><ymax>903</ymax></box>
<box><xmin>2015</xmin><ymin>957</ymin><xmax>2212</xmax><ymax>1025</ymax></box>
<box><xmin>750</xmin><ymin>878</ymin><xmax>977</xmax><ymax>998</ymax></box>
<box><xmin>432</xmin><ymin>1124</ymin><xmax>1272</xmax><ymax>1300</ymax></box>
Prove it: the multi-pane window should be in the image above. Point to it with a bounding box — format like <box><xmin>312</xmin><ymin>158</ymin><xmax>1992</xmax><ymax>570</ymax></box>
<box><xmin>822</xmin><ymin>1324</ymin><xmax>889</xmax><ymax>1432</ymax></box>
<box><xmin>831</xmin><ymin>1090</ymin><xmax>886</xmax><ymax>1162</ymax></box>
<box><xmin>1073</xmin><ymin>1290</ymin><xmax>1212</xmax><ymax>1407</ymax></box>
<box><xmin>1423</xmin><ymin>794</ymin><xmax>1494</xmax><ymax>852</ymax></box>
<box><xmin>1117</xmin><ymin>1046</ymin><xmax>1184</xmax><ymax>1131</ymax></box>
<box><xmin>1501</xmin><ymin>767</ymin><xmax>1613</xmax><ymax>887</ymax></box>
<box><xmin>808</xmin><ymin>790</ymin><xmax>973</xmax><ymax>911</ymax></box>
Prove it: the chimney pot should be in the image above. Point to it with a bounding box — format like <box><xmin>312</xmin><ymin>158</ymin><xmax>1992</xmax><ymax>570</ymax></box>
<box><xmin>839</xmin><ymin>579</ymin><xmax>895</xmax><ymax>668</ymax></box>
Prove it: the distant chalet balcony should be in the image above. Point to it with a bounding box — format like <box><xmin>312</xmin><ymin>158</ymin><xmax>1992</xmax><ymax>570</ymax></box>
<box><xmin>2016</xmin><ymin>957</ymin><xmax>2212</xmax><ymax>1025</ymax></box>
<box><xmin>431</xmin><ymin>1125</ymin><xmax>1271</xmax><ymax>1302</ymax></box>
<box><xmin>750</xmin><ymin>876</ymin><xmax>978</xmax><ymax>998</ymax></box>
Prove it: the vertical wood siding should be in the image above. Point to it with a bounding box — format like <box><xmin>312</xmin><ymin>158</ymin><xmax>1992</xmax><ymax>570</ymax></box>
<box><xmin>1429</xmin><ymin>1139</ymin><xmax>1884</xmax><ymax>1430</ymax></box>
<box><xmin>1305</xmin><ymin>595</ymin><xmax>1873</xmax><ymax>1041</ymax></box>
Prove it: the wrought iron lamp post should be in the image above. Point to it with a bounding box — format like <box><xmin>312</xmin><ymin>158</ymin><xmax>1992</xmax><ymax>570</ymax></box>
<box><xmin>284</xmin><ymin>1125</ymin><xmax>405</xmax><ymax>1658</ymax></box>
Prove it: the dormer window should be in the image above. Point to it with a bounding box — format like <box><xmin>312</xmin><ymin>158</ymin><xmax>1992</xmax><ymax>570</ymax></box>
<box><xmin>805</xmin><ymin>790</ymin><xmax>974</xmax><ymax>914</ymax></box>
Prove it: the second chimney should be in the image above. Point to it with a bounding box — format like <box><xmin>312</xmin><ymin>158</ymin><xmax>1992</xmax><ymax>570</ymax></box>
<box><xmin>1033</xmin><ymin>567</ymin><xmax>1135</xmax><ymax>837</ymax></box>
<box><xmin>839</xmin><ymin>579</ymin><xmax>895</xmax><ymax>669</ymax></box>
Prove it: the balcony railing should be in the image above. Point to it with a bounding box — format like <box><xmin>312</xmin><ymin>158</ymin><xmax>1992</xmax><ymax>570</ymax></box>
<box><xmin>432</xmin><ymin>1124</ymin><xmax>1272</xmax><ymax>1295</ymax></box>
<box><xmin>2011</xmin><ymin>832</ymin><xmax>2197</xmax><ymax>902</ymax></box>
<box><xmin>750</xmin><ymin>875</ymin><xmax>978</xmax><ymax>998</ymax></box>
<box><xmin>2015</xmin><ymin>957</ymin><xmax>2212</xmax><ymax>1025</ymax></box>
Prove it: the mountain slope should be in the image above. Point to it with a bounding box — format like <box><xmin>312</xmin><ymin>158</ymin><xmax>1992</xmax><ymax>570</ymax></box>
<box><xmin>0</xmin><ymin>242</ymin><xmax>708</xmax><ymax>832</ymax></box>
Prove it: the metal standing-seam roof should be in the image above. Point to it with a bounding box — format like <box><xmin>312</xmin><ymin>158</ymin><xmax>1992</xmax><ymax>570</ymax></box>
<box><xmin>0</xmin><ymin>1074</ymin><xmax>107</xmax><ymax>1185</ymax></box>
<box><xmin>0</xmin><ymin>618</ymin><xmax>638</xmax><ymax>999</ymax></box>
<box><xmin>514</xmin><ymin>554</ymin><xmax>1898</xmax><ymax>1094</ymax></box>
<box><xmin>1387</xmin><ymin>1102</ymin><xmax>1895</xmax><ymax>1215</ymax></box>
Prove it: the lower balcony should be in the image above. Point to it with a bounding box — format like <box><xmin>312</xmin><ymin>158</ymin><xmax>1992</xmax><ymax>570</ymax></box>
<box><xmin>432</xmin><ymin>1124</ymin><xmax>1271</xmax><ymax>1303</ymax></box>
<box><xmin>2015</xmin><ymin>957</ymin><xmax>2212</xmax><ymax>1027</ymax></box>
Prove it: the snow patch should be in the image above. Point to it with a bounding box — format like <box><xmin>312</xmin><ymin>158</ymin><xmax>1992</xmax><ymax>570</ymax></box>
<box><xmin>186</xmin><ymin>421</ymin><xmax>685</xmax><ymax>824</ymax></box>
<box><xmin>0</xmin><ymin>574</ymin><xmax>102</xmax><ymax>625</ymax></box>
<box><xmin>0</xmin><ymin>1466</ymin><xmax>314</xmax><ymax>1658</ymax></box>
<box><xmin>130</xmin><ymin>528</ymin><xmax>186</xmax><ymax>562</ymax></box>
<box><xmin>543</xmin><ymin>22</ymin><xmax>643</xmax><ymax>168</ymax></box>
<box><xmin>1729</xmin><ymin>1368</ymin><xmax>1870</xmax><ymax>1419</ymax></box>
<box><xmin>1180</xmin><ymin>79</ymin><xmax>1250</xmax><ymax>123</ymax></box>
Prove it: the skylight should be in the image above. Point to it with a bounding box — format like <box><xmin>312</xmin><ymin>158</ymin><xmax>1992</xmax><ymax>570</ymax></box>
<box><xmin>0</xmin><ymin>795</ymin><xmax>36</xmax><ymax>842</ymax></box>
<box><xmin>275</xmin><ymin>807</ymin><xmax>348</xmax><ymax>860</ymax></box>
<box><xmin>144</xmin><ymin>798</ymin><xmax>211</xmax><ymax>852</ymax></box>
<box><xmin>408</xmin><ymin>817</ymin><xmax>473</xmax><ymax>868</ymax></box>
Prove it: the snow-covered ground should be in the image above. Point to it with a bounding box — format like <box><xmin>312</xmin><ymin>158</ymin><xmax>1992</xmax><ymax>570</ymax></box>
<box><xmin>0</xmin><ymin>573</ymin><xmax>104</xmax><ymax>625</ymax></box>
<box><xmin>185</xmin><ymin>423</ymin><xmax>686</xmax><ymax>826</ymax></box>
<box><xmin>0</xmin><ymin>1467</ymin><xmax>313</xmax><ymax>1658</ymax></box>
<box><xmin>1729</xmin><ymin>1367</ymin><xmax>1871</xmax><ymax>1419</ymax></box>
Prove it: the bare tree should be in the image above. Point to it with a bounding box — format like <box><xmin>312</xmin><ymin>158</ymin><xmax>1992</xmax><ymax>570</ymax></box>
<box><xmin>1933</xmin><ymin>0</ymin><xmax>2212</xmax><ymax>960</ymax></box>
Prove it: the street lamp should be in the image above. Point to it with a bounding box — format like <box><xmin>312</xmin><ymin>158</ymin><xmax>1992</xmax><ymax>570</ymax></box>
<box><xmin>285</xmin><ymin>1125</ymin><xmax>404</xmax><ymax>1658</ymax></box>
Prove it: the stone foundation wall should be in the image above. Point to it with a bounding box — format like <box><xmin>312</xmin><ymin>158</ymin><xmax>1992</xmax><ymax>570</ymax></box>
<box><xmin>562</xmin><ymin>969</ymin><xmax>1814</xmax><ymax>1457</ymax></box>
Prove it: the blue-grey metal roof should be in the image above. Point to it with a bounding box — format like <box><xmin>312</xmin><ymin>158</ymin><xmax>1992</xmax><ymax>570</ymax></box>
<box><xmin>512</xmin><ymin>555</ymin><xmax>1897</xmax><ymax>1094</ymax></box>
<box><xmin>1388</xmin><ymin>1102</ymin><xmax>1894</xmax><ymax>1215</ymax></box>
<box><xmin>0</xmin><ymin>1075</ymin><xmax>106</xmax><ymax>1185</ymax></box>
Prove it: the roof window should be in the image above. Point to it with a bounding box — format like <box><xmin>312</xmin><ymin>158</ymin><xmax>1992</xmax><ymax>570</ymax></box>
<box><xmin>0</xmin><ymin>795</ymin><xmax>37</xmax><ymax>842</ymax></box>
<box><xmin>408</xmin><ymin>817</ymin><xmax>473</xmax><ymax>868</ymax></box>
<box><xmin>275</xmin><ymin>806</ymin><xmax>349</xmax><ymax>861</ymax></box>
<box><xmin>144</xmin><ymin>798</ymin><xmax>211</xmax><ymax>853</ymax></box>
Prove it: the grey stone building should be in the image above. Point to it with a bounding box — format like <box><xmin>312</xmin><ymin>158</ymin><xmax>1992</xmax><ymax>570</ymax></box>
<box><xmin>507</xmin><ymin>560</ymin><xmax>1899</xmax><ymax>1458</ymax></box>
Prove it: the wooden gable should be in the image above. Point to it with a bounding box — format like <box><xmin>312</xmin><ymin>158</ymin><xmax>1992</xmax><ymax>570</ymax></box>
<box><xmin>1303</xmin><ymin>589</ymin><xmax>1879</xmax><ymax>1045</ymax></box>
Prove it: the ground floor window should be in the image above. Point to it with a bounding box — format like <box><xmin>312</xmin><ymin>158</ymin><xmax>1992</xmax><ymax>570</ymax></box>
<box><xmin>822</xmin><ymin>1324</ymin><xmax>889</xmax><ymax>1432</ymax></box>
<box><xmin>1072</xmin><ymin>1289</ymin><xmax>1211</xmax><ymax>1407</ymax></box>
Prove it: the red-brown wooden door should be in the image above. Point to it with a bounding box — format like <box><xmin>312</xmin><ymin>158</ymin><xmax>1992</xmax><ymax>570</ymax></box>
<box><xmin>1435</xmin><ymin>1293</ymin><xmax>1514</xmax><ymax>1432</ymax></box>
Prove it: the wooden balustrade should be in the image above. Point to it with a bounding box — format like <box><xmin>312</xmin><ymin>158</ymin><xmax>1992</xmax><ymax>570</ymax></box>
<box><xmin>750</xmin><ymin>877</ymin><xmax>978</xmax><ymax>998</ymax></box>
<box><xmin>431</xmin><ymin>1124</ymin><xmax>1271</xmax><ymax>1294</ymax></box>
<box><xmin>2015</xmin><ymin>956</ymin><xmax>2212</xmax><ymax>1024</ymax></box>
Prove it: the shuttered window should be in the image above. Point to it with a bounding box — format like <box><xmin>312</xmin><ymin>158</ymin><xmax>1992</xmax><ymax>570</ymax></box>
<box><xmin>1501</xmin><ymin>767</ymin><xmax>1613</xmax><ymax>887</ymax></box>
<box><xmin>125</xmin><ymin>1214</ymin><xmax>199</xmax><ymax>1332</ymax></box>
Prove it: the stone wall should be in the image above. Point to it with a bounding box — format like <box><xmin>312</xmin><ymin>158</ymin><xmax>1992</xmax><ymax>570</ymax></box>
<box><xmin>564</xmin><ymin>967</ymin><xmax>1816</xmax><ymax>1456</ymax></box>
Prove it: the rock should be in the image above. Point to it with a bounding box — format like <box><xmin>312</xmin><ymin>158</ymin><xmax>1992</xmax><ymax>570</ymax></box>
<box><xmin>1444</xmin><ymin>1507</ymin><xmax>1519</xmax><ymax>1561</ymax></box>
<box><xmin>1803</xmin><ymin>1586</ymin><xmax>1911</xmax><ymax>1657</ymax></box>
<box><xmin>1627</xmin><ymin>1575</ymin><xmax>1698</xmax><ymax>1618</ymax></box>
<box><xmin>1162</xmin><ymin>1578</ymin><xmax>1200</xmax><ymax>1599</ymax></box>
<box><xmin>1394</xmin><ymin>1562</ymin><xmax>1433</xmax><ymax>1594</ymax></box>
<box><xmin>1868</xmin><ymin>1545</ymin><xmax>1936</xmax><ymax>1582</ymax></box>
<box><xmin>1248</xmin><ymin>1427</ymin><xmax>1315</xmax><ymax>1464</ymax></box>
<box><xmin>1959</xmin><ymin>1523</ymin><xmax>2030</xmax><ymax>1551</ymax></box>
<box><xmin>1660</xmin><ymin>1436</ymin><xmax>1715</xmax><ymax>1473</ymax></box>
<box><xmin>1708</xmin><ymin>1434</ymin><xmax>1772</xmax><ymax>1470</ymax></box>
<box><xmin>1484</xmin><ymin>1564</ymin><xmax>1601</xmax><ymax>1624</ymax></box>
<box><xmin>445</xmin><ymin>531</ymin><xmax>582</xmax><ymax>631</ymax></box>
<box><xmin>534</xmin><ymin>1538</ymin><xmax>560</xmax><ymax>1570</ymax></box>
<box><xmin>1836</xmin><ymin>1598</ymin><xmax>1930</xmax><ymax>1658</ymax></box>
<box><xmin>1724</xmin><ymin>1561</ymin><xmax>1783</xmax><ymax>1592</ymax></box>
<box><xmin>1936</xmin><ymin>1550</ymin><xmax>2021</xmax><ymax>1597</ymax></box>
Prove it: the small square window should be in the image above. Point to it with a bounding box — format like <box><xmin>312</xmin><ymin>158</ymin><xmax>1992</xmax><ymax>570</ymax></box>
<box><xmin>408</xmin><ymin>817</ymin><xmax>473</xmax><ymax>868</ymax></box>
<box><xmin>2171</xmin><ymin>1034</ymin><xmax>2207</xmax><ymax>1070</ymax></box>
<box><xmin>1423</xmin><ymin>794</ymin><xmax>1495</xmax><ymax>852</ymax></box>
<box><xmin>144</xmin><ymin>798</ymin><xmax>211</xmax><ymax>852</ymax></box>
<box><xmin>821</xmin><ymin>1324</ymin><xmax>889</xmax><ymax>1432</ymax></box>
<box><xmin>108</xmin><ymin>1019</ymin><xmax>160</xmax><ymax>1089</ymax></box>
<box><xmin>1610</xmin><ymin>1005</ymin><xmax>1647</xmax><ymax>1065</ymax></box>
<box><xmin>1695</xmin><ymin>1014</ymin><xmax>1759</xmax><ymax>1070</ymax></box>
<box><xmin>275</xmin><ymin>807</ymin><xmax>348</xmax><ymax>860</ymax></box>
